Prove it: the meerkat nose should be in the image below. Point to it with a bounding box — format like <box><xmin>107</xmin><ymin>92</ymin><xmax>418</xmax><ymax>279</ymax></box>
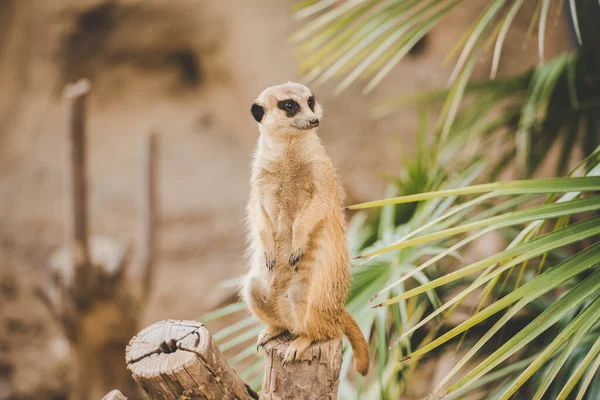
<box><xmin>309</xmin><ymin>118</ymin><xmax>320</xmax><ymax>127</ymax></box>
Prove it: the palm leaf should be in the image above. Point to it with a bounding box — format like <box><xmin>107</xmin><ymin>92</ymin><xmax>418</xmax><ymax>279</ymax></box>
<box><xmin>492</xmin><ymin>295</ymin><xmax>600</xmax><ymax>399</ymax></box>
<box><xmin>556</xmin><ymin>334</ymin><xmax>600</xmax><ymax>399</ymax></box>
<box><xmin>449</xmin><ymin>268</ymin><xmax>600</xmax><ymax>393</ymax></box>
<box><xmin>575</xmin><ymin>346</ymin><xmax>600</xmax><ymax>400</ymax></box>
<box><xmin>348</xmin><ymin>176</ymin><xmax>600</xmax><ymax>210</ymax></box>
<box><xmin>363</xmin><ymin>196</ymin><xmax>600</xmax><ymax>262</ymax></box>
<box><xmin>490</xmin><ymin>0</ymin><xmax>525</xmax><ymax>78</ymax></box>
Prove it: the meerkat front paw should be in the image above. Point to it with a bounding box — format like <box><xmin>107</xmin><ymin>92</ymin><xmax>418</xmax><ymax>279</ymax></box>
<box><xmin>260</xmin><ymin>228</ymin><xmax>276</xmax><ymax>271</ymax></box>
<box><xmin>257</xmin><ymin>326</ymin><xmax>286</xmax><ymax>349</ymax></box>
<box><xmin>283</xmin><ymin>336</ymin><xmax>313</xmax><ymax>365</ymax></box>
<box><xmin>289</xmin><ymin>250</ymin><xmax>303</xmax><ymax>270</ymax></box>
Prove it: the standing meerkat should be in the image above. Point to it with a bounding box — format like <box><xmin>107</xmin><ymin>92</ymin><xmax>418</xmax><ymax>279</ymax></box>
<box><xmin>241</xmin><ymin>82</ymin><xmax>369</xmax><ymax>376</ymax></box>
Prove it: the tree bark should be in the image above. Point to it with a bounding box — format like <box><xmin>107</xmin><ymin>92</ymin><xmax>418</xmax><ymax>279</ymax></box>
<box><xmin>261</xmin><ymin>334</ymin><xmax>342</xmax><ymax>400</ymax></box>
<box><xmin>126</xmin><ymin>320</ymin><xmax>259</xmax><ymax>400</ymax></box>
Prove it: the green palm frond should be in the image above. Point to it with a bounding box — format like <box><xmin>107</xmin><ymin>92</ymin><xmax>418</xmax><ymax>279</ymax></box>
<box><xmin>293</xmin><ymin>0</ymin><xmax>583</xmax><ymax>94</ymax></box>
<box><xmin>374</xmin><ymin>51</ymin><xmax>600</xmax><ymax>177</ymax></box>
<box><xmin>294</xmin><ymin>0</ymin><xmax>463</xmax><ymax>94</ymax></box>
<box><xmin>293</xmin><ymin>1</ymin><xmax>599</xmax><ymax>174</ymax></box>
<box><xmin>347</xmin><ymin>146</ymin><xmax>600</xmax><ymax>398</ymax></box>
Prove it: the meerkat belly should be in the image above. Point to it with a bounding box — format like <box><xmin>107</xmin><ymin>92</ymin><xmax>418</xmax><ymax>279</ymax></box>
<box><xmin>277</xmin><ymin>273</ymin><xmax>310</xmax><ymax>333</ymax></box>
<box><xmin>261</xmin><ymin>163</ymin><xmax>316</xmax><ymax>246</ymax></box>
<box><xmin>256</xmin><ymin>159</ymin><xmax>318</xmax><ymax>330</ymax></box>
<box><xmin>267</xmin><ymin>187</ymin><xmax>308</xmax><ymax>234</ymax></box>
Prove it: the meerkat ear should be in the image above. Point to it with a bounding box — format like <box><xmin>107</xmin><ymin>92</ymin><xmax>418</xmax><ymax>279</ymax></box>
<box><xmin>251</xmin><ymin>103</ymin><xmax>265</xmax><ymax>123</ymax></box>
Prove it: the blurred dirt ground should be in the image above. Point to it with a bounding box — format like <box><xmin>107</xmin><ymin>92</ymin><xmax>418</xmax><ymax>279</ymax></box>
<box><xmin>0</xmin><ymin>0</ymin><xmax>570</xmax><ymax>398</ymax></box>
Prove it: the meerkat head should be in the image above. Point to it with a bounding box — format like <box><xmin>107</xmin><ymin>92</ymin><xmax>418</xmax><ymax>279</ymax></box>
<box><xmin>250</xmin><ymin>82</ymin><xmax>323</xmax><ymax>137</ymax></box>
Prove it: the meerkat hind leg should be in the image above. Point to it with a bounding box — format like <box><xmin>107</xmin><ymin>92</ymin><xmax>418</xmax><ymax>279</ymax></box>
<box><xmin>283</xmin><ymin>336</ymin><xmax>313</xmax><ymax>365</ymax></box>
<box><xmin>257</xmin><ymin>325</ymin><xmax>287</xmax><ymax>348</ymax></box>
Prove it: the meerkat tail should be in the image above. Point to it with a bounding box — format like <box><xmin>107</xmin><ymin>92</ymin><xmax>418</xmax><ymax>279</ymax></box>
<box><xmin>342</xmin><ymin>311</ymin><xmax>370</xmax><ymax>376</ymax></box>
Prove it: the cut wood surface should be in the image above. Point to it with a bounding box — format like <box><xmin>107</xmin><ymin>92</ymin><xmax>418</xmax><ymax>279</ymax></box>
<box><xmin>261</xmin><ymin>333</ymin><xmax>343</xmax><ymax>400</ymax></box>
<box><xmin>126</xmin><ymin>319</ymin><xmax>259</xmax><ymax>400</ymax></box>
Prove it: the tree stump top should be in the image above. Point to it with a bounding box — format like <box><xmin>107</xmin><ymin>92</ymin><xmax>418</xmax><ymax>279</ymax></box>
<box><xmin>126</xmin><ymin>319</ymin><xmax>258</xmax><ymax>400</ymax></box>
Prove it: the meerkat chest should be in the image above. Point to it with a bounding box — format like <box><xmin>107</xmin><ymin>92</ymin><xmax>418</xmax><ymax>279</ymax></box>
<box><xmin>258</xmin><ymin>158</ymin><xmax>317</xmax><ymax>219</ymax></box>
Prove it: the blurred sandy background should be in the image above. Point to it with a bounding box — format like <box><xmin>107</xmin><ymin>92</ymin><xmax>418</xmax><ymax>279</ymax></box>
<box><xmin>0</xmin><ymin>0</ymin><xmax>571</xmax><ymax>398</ymax></box>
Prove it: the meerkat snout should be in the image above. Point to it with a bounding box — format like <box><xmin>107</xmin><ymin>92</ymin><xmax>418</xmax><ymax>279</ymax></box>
<box><xmin>250</xmin><ymin>82</ymin><xmax>323</xmax><ymax>136</ymax></box>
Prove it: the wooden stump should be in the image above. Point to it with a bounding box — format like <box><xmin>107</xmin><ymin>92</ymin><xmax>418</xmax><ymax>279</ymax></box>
<box><xmin>126</xmin><ymin>320</ymin><xmax>258</xmax><ymax>400</ymax></box>
<box><xmin>261</xmin><ymin>334</ymin><xmax>342</xmax><ymax>400</ymax></box>
<box><xmin>125</xmin><ymin>321</ymin><xmax>343</xmax><ymax>399</ymax></box>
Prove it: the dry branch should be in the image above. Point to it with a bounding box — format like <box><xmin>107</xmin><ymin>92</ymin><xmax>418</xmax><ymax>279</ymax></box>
<box><xmin>130</xmin><ymin>132</ymin><xmax>159</xmax><ymax>300</ymax></box>
<box><xmin>126</xmin><ymin>320</ymin><xmax>259</xmax><ymax>400</ymax></box>
<box><xmin>63</xmin><ymin>79</ymin><xmax>92</xmax><ymax>306</ymax></box>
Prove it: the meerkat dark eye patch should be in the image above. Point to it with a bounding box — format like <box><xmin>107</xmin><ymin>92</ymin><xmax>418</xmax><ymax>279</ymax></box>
<box><xmin>251</xmin><ymin>103</ymin><xmax>265</xmax><ymax>122</ymax></box>
<box><xmin>307</xmin><ymin>95</ymin><xmax>315</xmax><ymax>111</ymax></box>
<box><xmin>278</xmin><ymin>99</ymin><xmax>300</xmax><ymax>117</ymax></box>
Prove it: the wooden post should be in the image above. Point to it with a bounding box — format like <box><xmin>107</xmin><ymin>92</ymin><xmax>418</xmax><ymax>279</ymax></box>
<box><xmin>63</xmin><ymin>79</ymin><xmax>92</xmax><ymax>307</ymax></box>
<box><xmin>261</xmin><ymin>334</ymin><xmax>342</xmax><ymax>400</ymax></box>
<box><xmin>129</xmin><ymin>133</ymin><xmax>158</xmax><ymax>302</ymax></box>
<box><xmin>125</xmin><ymin>321</ymin><xmax>343</xmax><ymax>400</ymax></box>
<box><xmin>126</xmin><ymin>320</ymin><xmax>259</xmax><ymax>400</ymax></box>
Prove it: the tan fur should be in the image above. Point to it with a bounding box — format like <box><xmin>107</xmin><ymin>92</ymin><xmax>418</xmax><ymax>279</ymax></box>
<box><xmin>241</xmin><ymin>82</ymin><xmax>369</xmax><ymax>375</ymax></box>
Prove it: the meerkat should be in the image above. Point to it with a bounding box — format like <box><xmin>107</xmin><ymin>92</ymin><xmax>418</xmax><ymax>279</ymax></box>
<box><xmin>241</xmin><ymin>82</ymin><xmax>369</xmax><ymax>376</ymax></box>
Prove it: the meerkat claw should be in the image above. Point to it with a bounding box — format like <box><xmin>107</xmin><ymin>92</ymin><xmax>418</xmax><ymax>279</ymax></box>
<box><xmin>257</xmin><ymin>326</ymin><xmax>286</xmax><ymax>348</ymax></box>
<box><xmin>266</xmin><ymin>257</ymin><xmax>275</xmax><ymax>271</ymax></box>
<box><xmin>283</xmin><ymin>347</ymin><xmax>297</xmax><ymax>365</ymax></box>
<box><xmin>289</xmin><ymin>251</ymin><xmax>303</xmax><ymax>269</ymax></box>
<box><xmin>283</xmin><ymin>336</ymin><xmax>312</xmax><ymax>366</ymax></box>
